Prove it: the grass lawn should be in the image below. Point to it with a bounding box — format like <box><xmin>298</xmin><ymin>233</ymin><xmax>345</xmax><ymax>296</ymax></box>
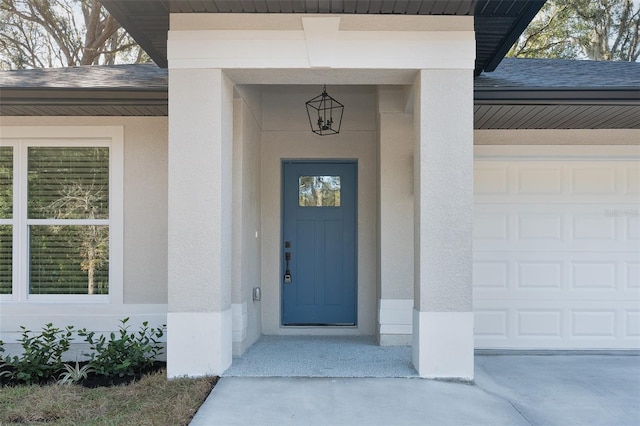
<box><xmin>0</xmin><ymin>369</ymin><xmax>217</xmax><ymax>425</ymax></box>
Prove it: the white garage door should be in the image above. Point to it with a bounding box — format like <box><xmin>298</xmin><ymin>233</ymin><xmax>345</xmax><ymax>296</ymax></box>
<box><xmin>473</xmin><ymin>146</ymin><xmax>640</xmax><ymax>349</ymax></box>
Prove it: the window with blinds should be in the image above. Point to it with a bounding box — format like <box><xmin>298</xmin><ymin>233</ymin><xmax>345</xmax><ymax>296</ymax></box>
<box><xmin>0</xmin><ymin>146</ymin><xmax>12</xmax><ymax>294</ymax></box>
<box><xmin>27</xmin><ymin>147</ymin><xmax>109</xmax><ymax>295</ymax></box>
<box><xmin>0</xmin><ymin>128</ymin><xmax>120</xmax><ymax>301</ymax></box>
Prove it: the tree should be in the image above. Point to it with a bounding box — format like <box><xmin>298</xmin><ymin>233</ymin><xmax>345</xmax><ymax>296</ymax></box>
<box><xmin>0</xmin><ymin>148</ymin><xmax>13</xmax><ymax>294</ymax></box>
<box><xmin>299</xmin><ymin>176</ymin><xmax>341</xmax><ymax>207</ymax></box>
<box><xmin>0</xmin><ymin>0</ymin><xmax>148</xmax><ymax>70</ymax></box>
<box><xmin>44</xmin><ymin>181</ymin><xmax>109</xmax><ymax>295</ymax></box>
<box><xmin>508</xmin><ymin>0</ymin><xmax>640</xmax><ymax>61</ymax></box>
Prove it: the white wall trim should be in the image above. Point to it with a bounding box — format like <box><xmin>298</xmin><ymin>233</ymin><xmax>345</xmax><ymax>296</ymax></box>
<box><xmin>0</xmin><ymin>125</ymin><xmax>125</xmax><ymax>140</ymax></box>
<box><xmin>167</xmin><ymin>309</ymin><xmax>232</xmax><ymax>378</ymax></box>
<box><xmin>0</xmin><ymin>303</ymin><xmax>167</xmax><ymax>346</ymax></box>
<box><xmin>168</xmin><ymin>15</ymin><xmax>475</xmax><ymax>71</ymax></box>
<box><xmin>475</xmin><ymin>144</ymin><xmax>640</xmax><ymax>160</ymax></box>
<box><xmin>475</xmin><ymin>129</ymin><xmax>640</xmax><ymax>147</ymax></box>
<box><xmin>412</xmin><ymin>310</ymin><xmax>474</xmax><ymax>380</ymax></box>
<box><xmin>302</xmin><ymin>17</ymin><xmax>340</xmax><ymax>68</ymax></box>
<box><xmin>170</xmin><ymin>14</ymin><xmax>473</xmax><ymax>32</ymax></box>
<box><xmin>379</xmin><ymin>299</ymin><xmax>413</xmax><ymax>343</ymax></box>
<box><xmin>232</xmin><ymin>302</ymin><xmax>248</xmax><ymax>344</ymax></box>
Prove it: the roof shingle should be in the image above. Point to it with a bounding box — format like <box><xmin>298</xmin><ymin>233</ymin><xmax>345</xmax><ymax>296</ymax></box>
<box><xmin>0</xmin><ymin>63</ymin><xmax>167</xmax><ymax>89</ymax></box>
<box><xmin>476</xmin><ymin>58</ymin><xmax>640</xmax><ymax>89</ymax></box>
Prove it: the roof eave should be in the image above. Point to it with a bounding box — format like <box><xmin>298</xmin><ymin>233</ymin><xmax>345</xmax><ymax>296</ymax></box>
<box><xmin>475</xmin><ymin>87</ymin><xmax>640</xmax><ymax>105</ymax></box>
<box><xmin>477</xmin><ymin>0</ymin><xmax>546</xmax><ymax>75</ymax></box>
<box><xmin>101</xmin><ymin>1</ymin><xmax>169</xmax><ymax>68</ymax></box>
<box><xmin>0</xmin><ymin>87</ymin><xmax>167</xmax><ymax>105</ymax></box>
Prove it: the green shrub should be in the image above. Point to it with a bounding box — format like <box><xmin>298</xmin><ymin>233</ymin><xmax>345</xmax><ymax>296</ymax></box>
<box><xmin>1</xmin><ymin>323</ymin><xmax>74</xmax><ymax>384</ymax></box>
<box><xmin>78</xmin><ymin>318</ymin><xmax>165</xmax><ymax>378</ymax></box>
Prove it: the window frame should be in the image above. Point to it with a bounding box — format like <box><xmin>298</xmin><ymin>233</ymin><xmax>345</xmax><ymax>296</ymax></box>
<box><xmin>0</xmin><ymin>126</ymin><xmax>123</xmax><ymax>304</ymax></box>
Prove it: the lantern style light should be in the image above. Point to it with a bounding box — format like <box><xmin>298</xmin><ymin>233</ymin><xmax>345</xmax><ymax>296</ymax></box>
<box><xmin>305</xmin><ymin>85</ymin><xmax>344</xmax><ymax>136</ymax></box>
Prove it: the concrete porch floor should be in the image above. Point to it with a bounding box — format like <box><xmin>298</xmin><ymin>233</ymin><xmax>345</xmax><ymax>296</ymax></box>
<box><xmin>224</xmin><ymin>335</ymin><xmax>417</xmax><ymax>378</ymax></box>
<box><xmin>192</xmin><ymin>336</ymin><xmax>640</xmax><ymax>425</ymax></box>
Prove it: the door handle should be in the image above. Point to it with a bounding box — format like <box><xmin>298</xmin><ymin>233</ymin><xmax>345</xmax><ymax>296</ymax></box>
<box><xmin>284</xmin><ymin>251</ymin><xmax>292</xmax><ymax>283</ymax></box>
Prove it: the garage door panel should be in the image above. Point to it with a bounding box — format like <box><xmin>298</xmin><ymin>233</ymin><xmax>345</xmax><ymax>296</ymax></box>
<box><xmin>475</xmin><ymin>310</ymin><xmax>509</xmax><ymax>338</ymax></box>
<box><xmin>626</xmin><ymin>166</ymin><xmax>639</xmax><ymax>195</ymax></box>
<box><xmin>474</xmin><ymin>153</ymin><xmax>639</xmax><ymax>350</ymax></box>
<box><xmin>572</xmin><ymin>262</ymin><xmax>616</xmax><ymax>289</ymax></box>
<box><xmin>474</xmin><ymin>204</ymin><xmax>637</xmax><ymax>252</ymax></box>
<box><xmin>474</xmin><ymin>211</ymin><xmax>509</xmax><ymax>240</ymax></box>
<box><xmin>475</xmin><ymin>166</ymin><xmax>508</xmax><ymax>194</ymax></box>
<box><xmin>517</xmin><ymin>166</ymin><xmax>562</xmax><ymax>195</ymax></box>
<box><xmin>517</xmin><ymin>261</ymin><xmax>562</xmax><ymax>289</ymax></box>
<box><xmin>627</xmin><ymin>215</ymin><xmax>640</xmax><ymax>240</ymax></box>
<box><xmin>571</xmin><ymin>310</ymin><xmax>616</xmax><ymax>337</ymax></box>
<box><xmin>627</xmin><ymin>311</ymin><xmax>640</xmax><ymax>337</ymax></box>
<box><xmin>475</xmin><ymin>301</ymin><xmax>640</xmax><ymax>349</ymax></box>
<box><xmin>475</xmin><ymin>161</ymin><xmax>639</xmax><ymax>205</ymax></box>
<box><xmin>517</xmin><ymin>310</ymin><xmax>563</xmax><ymax>337</ymax></box>
<box><xmin>571</xmin><ymin>167</ymin><xmax>616</xmax><ymax>195</ymax></box>
<box><xmin>627</xmin><ymin>262</ymin><xmax>640</xmax><ymax>289</ymax></box>
<box><xmin>474</xmin><ymin>251</ymin><xmax>639</xmax><ymax>296</ymax></box>
<box><xmin>473</xmin><ymin>261</ymin><xmax>509</xmax><ymax>289</ymax></box>
<box><xmin>518</xmin><ymin>212</ymin><xmax>563</xmax><ymax>240</ymax></box>
<box><xmin>572</xmin><ymin>212</ymin><xmax>616</xmax><ymax>241</ymax></box>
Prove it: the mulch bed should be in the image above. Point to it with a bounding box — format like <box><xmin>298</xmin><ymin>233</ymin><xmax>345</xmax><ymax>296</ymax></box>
<box><xmin>1</xmin><ymin>361</ymin><xmax>167</xmax><ymax>387</ymax></box>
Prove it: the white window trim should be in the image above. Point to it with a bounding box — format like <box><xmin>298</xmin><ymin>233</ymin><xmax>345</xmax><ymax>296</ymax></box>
<box><xmin>0</xmin><ymin>126</ymin><xmax>124</xmax><ymax>305</ymax></box>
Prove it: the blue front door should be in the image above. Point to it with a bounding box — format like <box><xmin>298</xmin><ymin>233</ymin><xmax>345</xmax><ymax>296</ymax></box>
<box><xmin>282</xmin><ymin>161</ymin><xmax>357</xmax><ymax>325</ymax></box>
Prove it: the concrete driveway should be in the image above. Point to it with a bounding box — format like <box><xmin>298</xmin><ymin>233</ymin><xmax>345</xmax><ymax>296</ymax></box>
<box><xmin>191</xmin><ymin>355</ymin><xmax>640</xmax><ymax>425</ymax></box>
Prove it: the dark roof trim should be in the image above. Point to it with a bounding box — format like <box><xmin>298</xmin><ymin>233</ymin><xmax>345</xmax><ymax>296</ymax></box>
<box><xmin>0</xmin><ymin>87</ymin><xmax>167</xmax><ymax>106</ymax></box>
<box><xmin>475</xmin><ymin>88</ymin><xmax>640</xmax><ymax>105</ymax></box>
<box><xmin>103</xmin><ymin>5</ymin><xmax>168</xmax><ymax>68</ymax></box>
<box><xmin>0</xmin><ymin>88</ymin><xmax>168</xmax><ymax>117</ymax></box>
<box><xmin>101</xmin><ymin>0</ymin><xmax>545</xmax><ymax>74</ymax></box>
<box><xmin>4</xmin><ymin>88</ymin><xmax>637</xmax><ymax>117</ymax></box>
<box><xmin>476</xmin><ymin>0</ymin><xmax>545</xmax><ymax>74</ymax></box>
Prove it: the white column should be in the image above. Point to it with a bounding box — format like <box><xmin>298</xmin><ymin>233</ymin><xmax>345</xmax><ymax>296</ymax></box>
<box><xmin>167</xmin><ymin>68</ymin><xmax>234</xmax><ymax>378</ymax></box>
<box><xmin>412</xmin><ymin>69</ymin><xmax>474</xmax><ymax>380</ymax></box>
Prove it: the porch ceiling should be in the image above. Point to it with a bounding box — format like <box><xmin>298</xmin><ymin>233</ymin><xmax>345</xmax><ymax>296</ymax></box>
<box><xmin>100</xmin><ymin>0</ymin><xmax>546</xmax><ymax>75</ymax></box>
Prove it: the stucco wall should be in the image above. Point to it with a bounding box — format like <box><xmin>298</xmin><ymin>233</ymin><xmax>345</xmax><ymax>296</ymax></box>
<box><xmin>378</xmin><ymin>87</ymin><xmax>414</xmax><ymax>300</ymax></box>
<box><xmin>0</xmin><ymin>117</ymin><xmax>167</xmax><ymax>355</ymax></box>
<box><xmin>413</xmin><ymin>69</ymin><xmax>474</xmax><ymax>313</ymax></box>
<box><xmin>232</xmin><ymin>85</ymin><xmax>263</xmax><ymax>354</ymax></box>
<box><xmin>377</xmin><ymin>86</ymin><xmax>415</xmax><ymax>345</ymax></box>
<box><xmin>260</xmin><ymin>85</ymin><xmax>378</xmax><ymax>335</ymax></box>
<box><xmin>0</xmin><ymin>116</ymin><xmax>168</xmax><ymax>305</ymax></box>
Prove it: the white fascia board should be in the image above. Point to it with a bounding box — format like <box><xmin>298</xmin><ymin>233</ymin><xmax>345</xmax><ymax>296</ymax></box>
<box><xmin>167</xmin><ymin>29</ymin><xmax>474</xmax><ymax>70</ymax></box>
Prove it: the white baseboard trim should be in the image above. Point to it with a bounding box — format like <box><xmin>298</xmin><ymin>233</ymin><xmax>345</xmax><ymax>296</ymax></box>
<box><xmin>232</xmin><ymin>302</ymin><xmax>249</xmax><ymax>356</ymax></box>
<box><xmin>0</xmin><ymin>304</ymin><xmax>167</xmax><ymax>343</ymax></box>
<box><xmin>232</xmin><ymin>302</ymin><xmax>248</xmax><ymax>343</ymax></box>
<box><xmin>378</xmin><ymin>299</ymin><xmax>413</xmax><ymax>344</ymax></box>
<box><xmin>167</xmin><ymin>309</ymin><xmax>232</xmax><ymax>378</ymax></box>
<box><xmin>412</xmin><ymin>309</ymin><xmax>474</xmax><ymax>380</ymax></box>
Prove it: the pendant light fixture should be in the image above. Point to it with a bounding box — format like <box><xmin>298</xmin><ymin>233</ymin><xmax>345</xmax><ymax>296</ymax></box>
<box><xmin>305</xmin><ymin>85</ymin><xmax>344</xmax><ymax>136</ymax></box>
